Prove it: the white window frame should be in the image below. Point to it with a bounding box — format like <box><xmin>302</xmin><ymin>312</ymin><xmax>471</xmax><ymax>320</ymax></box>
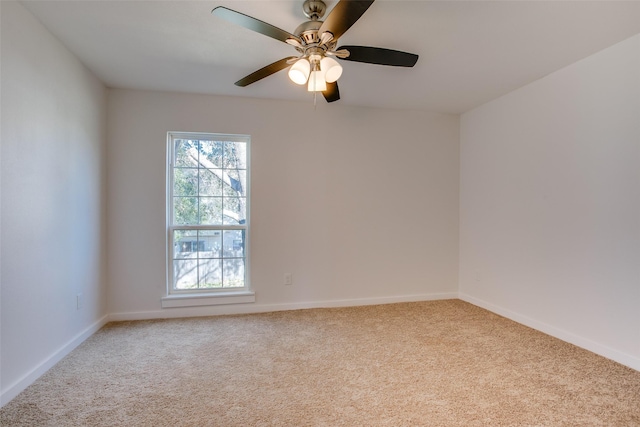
<box><xmin>162</xmin><ymin>132</ymin><xmax>254</xmax><ymax>308</ymax></box>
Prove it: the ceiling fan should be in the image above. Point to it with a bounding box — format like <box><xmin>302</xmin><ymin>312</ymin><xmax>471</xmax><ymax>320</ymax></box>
<box><xmin>212</xmin><ymin>0</ymin><xmax>419</xmax><ymax>103</ymax></box>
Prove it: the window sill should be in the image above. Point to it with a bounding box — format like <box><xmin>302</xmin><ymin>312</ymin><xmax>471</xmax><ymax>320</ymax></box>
<box><xmin>161</xmin><ymin>291</ymin><xmax>255</xmax><ymax>308</ymax></box>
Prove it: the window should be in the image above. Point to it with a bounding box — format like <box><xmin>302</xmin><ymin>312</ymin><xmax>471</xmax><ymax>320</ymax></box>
<box><xmin>166</xmin><ymin>132</ymin><xmax>250</xmax><ymax>301</ymax></box>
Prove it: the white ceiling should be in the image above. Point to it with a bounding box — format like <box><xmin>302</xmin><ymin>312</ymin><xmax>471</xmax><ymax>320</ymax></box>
<box><xmin>21</xmin><ymin>0</ymin><xmax>640</xmax><ymax>114</ymax></box>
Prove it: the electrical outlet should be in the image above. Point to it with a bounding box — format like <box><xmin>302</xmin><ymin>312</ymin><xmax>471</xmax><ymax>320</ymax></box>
<box><xmin>76</xmin><ymin>293</ymin><xmax>83</xmax><ymax>310</ymax></box>
<box><xmin>284</xmin><ymin>273</ymin><xmax>293</xmax><ymax>285</ymax></box>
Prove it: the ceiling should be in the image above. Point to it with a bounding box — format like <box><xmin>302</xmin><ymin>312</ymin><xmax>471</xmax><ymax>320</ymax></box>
<box><xmin>21</xmin><ymin>0</ymin><xmax>640</xmax><ymax>114</ymax></box>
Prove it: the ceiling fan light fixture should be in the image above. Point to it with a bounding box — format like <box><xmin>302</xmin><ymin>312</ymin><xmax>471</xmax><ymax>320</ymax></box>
<box><xmin>288</xmin><ymin>58</ymin><xmax>311</xmax><ymax>85</ymax></box>
<box><xmin>320</xmin><ymin>56</ymin><xmax>342</xmax><ymax>83</ymax></box>
<box><xmin>308</xmin><ymin>69</ymin><xmax>327</xmax><ymax>92</ymax></box>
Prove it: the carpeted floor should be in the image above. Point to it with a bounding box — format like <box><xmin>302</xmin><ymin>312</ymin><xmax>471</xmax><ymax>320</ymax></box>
<box><xmin>1</xmin><ymin>300</ymin><xmax>639</xmax><ymax>426</ymax></box>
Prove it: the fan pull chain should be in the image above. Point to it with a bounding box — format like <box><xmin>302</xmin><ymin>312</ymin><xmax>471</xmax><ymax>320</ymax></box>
<box><xmin>313</xmin><ymin>69</ymin><xmax>318</xmax><ymax>108</ymax></box>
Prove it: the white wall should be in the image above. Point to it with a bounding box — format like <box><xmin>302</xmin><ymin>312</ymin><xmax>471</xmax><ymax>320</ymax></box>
<box><xmin>107</xmin><ymin>90</ymin><xmax>460</xmax><ymax>319</ymax></box>
<box><xmin>459</xmin><ymin>35</ymin><xmax>640</xmax><ymax>370</ymax></box>
<box><xmin>1</xmin><ymin>1</ymin><xmax>108</xmax><ymax>405</ymax></box>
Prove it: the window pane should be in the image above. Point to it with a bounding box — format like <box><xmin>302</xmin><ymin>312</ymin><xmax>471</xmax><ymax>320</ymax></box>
<box><xmin>174</xmin><ymin>230</ymin><xmax>198</xmax><ymax>259</ymax></box>
<box><xmin>199</xmin><ymin>140</ymin><xmax>224</xmax><ymax>168</ymax></box>
<box><xmin>223</xmin><ymin>230</ymin><xmax>245</xmax><ymax>257</ymax></box>
<box><xmin>174</xmin><ymin>139</ymin><xmax>197</xmax><ymax>167</ymax></box>
<box><xmin>199</xmin><ymin>259</ymin><xmax>222</xmax><ymax>288</ymax></box>
<box><xmin>198</xmin><ymin>230</ymin><xmax>222</xmax><ymax>258</ymax></box>
<box><xmin>199</xmin><ymin>197</ymin><xmax>223</xmax><ymax>224</ymax></box>
<box><xmin>223</xmin><ymin>197</ymin><xmax>246</xmax><ymax>225</ymax></box>
<box><xmin>199</xmin><ymin>169</ymin><xmax>223</xmax><ymax>196</ymax></box>
<box><xmin>223</xmin><ymin>258</ymin><xmax>245</xmax><ymax>288</ymax></box>
<box><xmin>174</xmin><ymin>259</ymin><xmax>198</xmax><ymax>289</ymax></box>
<box><xmin>223</xmin><ymin>170</ymin><xmax>246</xmax><ymax>198</ymax></box>
<box><xmin>173</xmin><ymin>168</ymin><xmax>198</xmax><ymax>196</ymax></box>
<box><xmin>173</xmin><ymin>197</ymin><xmax>198</xmax><ymax>225</ymax></box>
<box><xmin>223</xmin><ymin>141</ymin><xmax>246</xmax><ymax>169</ymax></box>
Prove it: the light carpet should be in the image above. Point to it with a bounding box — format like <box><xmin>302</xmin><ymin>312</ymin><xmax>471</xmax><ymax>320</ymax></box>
<box><xmin>2</xmin><ymin>300</ymin><xmax>639</xmax><ymax>426</ymax></box>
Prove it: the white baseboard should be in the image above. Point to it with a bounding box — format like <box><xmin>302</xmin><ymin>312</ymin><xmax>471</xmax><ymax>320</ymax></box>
<box><xmin>108</xmin><ymin>292</ymin><xmax>459</xmax><ymax>321</ymax></box>
<box><xmin>459</xmin><ymin>293</ymin><xmax>640</xmax><ymax>372</ymax></box>
<box><xmin>1</xmin><ymin>315</ymin><xmax>110</xmax><ymax>407</ymax></box>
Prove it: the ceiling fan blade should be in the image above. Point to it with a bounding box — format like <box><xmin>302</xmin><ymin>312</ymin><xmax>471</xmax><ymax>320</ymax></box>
<box><xmin>317</xmin><ymin>0</ymin><xmax>374</xmax><ymax>41</ymax></box>
<box><xmin>323</xmin><ymin>81</ymin><xmax>340</xmax><ymax>103</ymax></box>
<box><xmin>212</xmin><ymin>6</ymin><xmax>300</xmax><ymax>44</ymax></box>
<box><xmin>235</xmin><ymin>57</ymin><xmax>298</xmax><ymax>87</ymax></box>
<box><xmin>338</xmin><ymin>46</ymin><xmax>419</xmax><ymax>67</ymax></box>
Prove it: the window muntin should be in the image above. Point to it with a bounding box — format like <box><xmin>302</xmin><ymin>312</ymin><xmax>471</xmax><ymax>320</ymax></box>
<box><xmin>168</xmin><ymin>133</ymin><xmax>249</xmax><ymax>293</ymax></box>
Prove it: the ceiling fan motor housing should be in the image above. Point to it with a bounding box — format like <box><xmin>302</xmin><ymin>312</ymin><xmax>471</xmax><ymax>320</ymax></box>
<box><xmin>294</xmin><ymin>20</ymin><xmax>338</xmax><ymax>56</ymax></box>
<box><xmin>295</xmin><ymin>20</ymin><xmax>322</xmax><ymax>45</ymax></box>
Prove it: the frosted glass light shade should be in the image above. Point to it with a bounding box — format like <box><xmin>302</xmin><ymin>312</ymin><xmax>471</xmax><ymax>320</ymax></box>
<box><xmin>320</xmin><ymin>57</ymin><xmax>342</xmax><ymax>83</ymax></box>
<box><xmin>288</xmin><ymin>59</ymin><xmax>310</xmax><ymax>85</ymax></box>
<box><xmin>307</xmin><ymin>70</ymin><xmax>327</xmax><ymax>92</ymax></box>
